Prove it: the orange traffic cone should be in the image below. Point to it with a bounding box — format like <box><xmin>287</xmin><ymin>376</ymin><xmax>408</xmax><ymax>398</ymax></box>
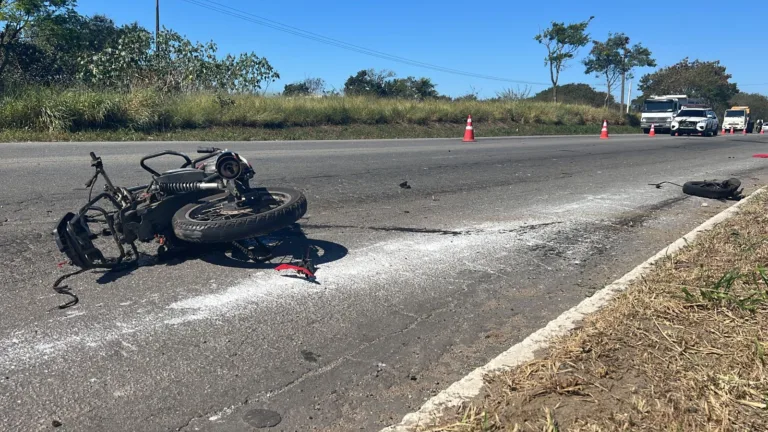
<box><xmin>722</xmin><ymin>125</ymin><xmax>726</xmax><ymax>135</ymax></box>
<box><xmin>730</xmin><ymin>127</ymin><xmax>734</xmax><ymax>135</ymax></box>
<box><xmin>761</xmin><ymin>128</ymin><xmax>765</xmax><ymax>135</ymax></box>
<box><xmin>648</xmin><ymin>124</ymin><xmax>656</xmax><ymax>137</ymax></box>
<box><xmin>600</xmin><ymin>120</ymin><xmax>609</xmax><ymax>139</ymax></box>
<box><xmin>463</xmin><ymin>115</ymin><xmax>475</xmax><ymax>142</ymax></box>
<box><xmin>743</xmin><ymin>127</ymin><xmax>747</xmax><ymax>135</ymax></box>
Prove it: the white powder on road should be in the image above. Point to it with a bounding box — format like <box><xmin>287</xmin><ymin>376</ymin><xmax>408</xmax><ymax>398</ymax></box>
<box><xmin>0</xmin><ymin>186</ymin><xmax>678</xmax><ymax>370</ymax></box>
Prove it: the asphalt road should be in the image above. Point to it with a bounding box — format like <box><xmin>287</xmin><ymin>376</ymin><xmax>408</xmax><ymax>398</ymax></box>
<box><xmin>3</xmin><ymin>133</ymin><xmax>768</xmax><ymax>432</ymax></box>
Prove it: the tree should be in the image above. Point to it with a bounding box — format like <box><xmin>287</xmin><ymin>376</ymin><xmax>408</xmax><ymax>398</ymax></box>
<box><xmin>531</xmin><ymin>83</ymin><xmax>614</xmax><ymax>108</ymax></box>
<box><xmin>11</xmin><ymin>12</ymin><xmax>129</xmax><ymax>86</ymax></box>
<box><xmin>583</xmin><ymin>33</ymin><xmax>655</xmax><ymax>111</ymax></box>
<box><xmin>534</xmin><ymin>16</ymin><xmax>594</xmax><ymax>103</ymax></box>
<box><xmin>283</xmin><ymin>81</ymin><xmax>310</xmax><ymax>96</ymax></box>
<box><xmin>80</xmin><ymin>27</ymin><xmax>279</xmax><ymax>93</ymax></box>
<box><xmin>583</xmin><ymin>35</ymin><xmax>622</xmax><ymax>108</ymax></box>
<box><xmin>0</xmin><ymin>0</ymin><xmax>75</xmax><ymax>87</ymax></box>
<box><xmin>638</xmin><ymin>58</ymin><xmax>738</xmax><ymax>115</ymax></box>
<box><xmin>284</xmin><ymin>77</ymin><xmax>326</xmax><ymax>96</ymax></box>
<box><xmin>385</xmin><ymin>76</ymin><xmax>438</xmax><ymax>99</ymax></box>
<box><xmin>343</xmin><ymin>69</ymin><xmax>439</xmax><ymax>99</ymax></box>
<box><xmin>343</xmin><ymin>68</ymin><xmax>395</xmax><ymax>96</ymax></box>
<box><xmin>615</xmin><ymin>36</ymin><xmax>655</xmax><ymax>113</ymax></box>
<box><xmin>405</xmin><ymin>77</ymin><xmax>438</xmax><ymax>99</ymax></box>
<box><xmin>78</xmin><ymin>25</ymin><xmax>154</xmax><ymax>90</ymax></box>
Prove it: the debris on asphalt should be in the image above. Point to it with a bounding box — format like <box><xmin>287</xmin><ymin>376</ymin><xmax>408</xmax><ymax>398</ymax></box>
<box><xmin>275</xmin><ymin>246</ymin><xmax>318</xmax><ymax>282</ymax></box>
<box><xmin>648</xmin><ymin>181</ymin><xmax>683</xmax><ymax>189</ymax></box>
<box><xmin>682</xmin><ymin>178</ymin><xmax>743</xmax><ymax>200</ymax></box>
<box><xmin>650</xmin><ymin>178</ymin><xmax>744</xmax><ymax>201</ymax></box>
<box><xmin>399</xmin><ymin>181</ymin><xmax>412</xmax><ymax>189</ymax></box>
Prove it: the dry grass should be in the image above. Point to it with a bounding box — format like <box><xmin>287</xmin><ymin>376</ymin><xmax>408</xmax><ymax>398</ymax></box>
<box><xmin>0</xmin><ymin>88</ymin><xmax>635</xmax><ymax>134</ymax></box>
<box><xmin>426</xmin><ymin>192</ymin><xmax>768</xmax><ymax>432</ymax></box>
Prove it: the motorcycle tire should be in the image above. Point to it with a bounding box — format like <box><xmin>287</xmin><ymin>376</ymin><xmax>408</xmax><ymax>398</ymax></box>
<box><xmin>682</xmin><ymin>178</ymin><xmax>741</xmax><ymax>200</ymax></box>
<box><xmin>172</xmin><ymin>187</ymin><xmax>308</xmax><ymax>243</ymax></box>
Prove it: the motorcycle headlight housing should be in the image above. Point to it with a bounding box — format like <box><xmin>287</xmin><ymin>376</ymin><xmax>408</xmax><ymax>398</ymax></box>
<box><xmin>215</xmin><ymin>152</ymin><xmax>244</xmax><ymax>180</ymax></box>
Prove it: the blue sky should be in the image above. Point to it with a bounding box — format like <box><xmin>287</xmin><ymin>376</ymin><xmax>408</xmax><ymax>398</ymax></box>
<box><xmin>75</xmin><ymin>0</ymin><xmax>768</xmax><ymax>99</ymax></box>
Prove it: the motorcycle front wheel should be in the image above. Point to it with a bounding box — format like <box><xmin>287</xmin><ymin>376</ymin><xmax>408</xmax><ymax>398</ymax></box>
<box><xmin>172</xmin><ymin>187</ymin><xmax>308</xmax><ymax>243</ymax></box>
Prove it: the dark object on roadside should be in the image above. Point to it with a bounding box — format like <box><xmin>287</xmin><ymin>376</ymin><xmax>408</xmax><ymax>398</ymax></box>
<box><xmin>52</xmin><ymin>147</ymin><xmax>308</xmax><ymax>307</ymax></box>
<box><xmin>648</xmin><ymin>181</ymin><xmax>683</xmax><ymax>189</ymax></box>
<box><xmin>682</xmin><ymin>178</ymin><xmax>743</xmax><ymax>200</ymax></box>
<box><xmin>399</xmin><ymin>181</ymin><xmax>411</xmax><ymax>189</ymax></box>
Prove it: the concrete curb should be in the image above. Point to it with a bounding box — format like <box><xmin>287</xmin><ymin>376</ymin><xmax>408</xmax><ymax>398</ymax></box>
<box><xmin>381</xmin><ymin>187</ymin><xmax>767</xmax><ymax>432</ymax></box>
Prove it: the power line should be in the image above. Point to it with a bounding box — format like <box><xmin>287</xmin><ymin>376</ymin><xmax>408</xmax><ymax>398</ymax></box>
<box><xmin>178</xmin><ymin>0</ymin><xmax>552</xmax><ymax>86</ymax></box>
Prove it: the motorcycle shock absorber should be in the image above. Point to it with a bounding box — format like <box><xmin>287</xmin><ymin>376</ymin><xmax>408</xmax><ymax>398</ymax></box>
<box><xmin>157</xmin><ymin>182</ymin><xmax>221</xmax><ymax>193</ymax></box>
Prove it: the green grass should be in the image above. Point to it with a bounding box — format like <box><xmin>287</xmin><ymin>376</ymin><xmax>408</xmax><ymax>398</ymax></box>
<box><xmin>0</xmin><ymin>88</ymin><xmax>640</xmax><ymax>142</ymax></box>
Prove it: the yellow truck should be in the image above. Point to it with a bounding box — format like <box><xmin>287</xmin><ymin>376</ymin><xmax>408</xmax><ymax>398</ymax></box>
<box><xmin>723</xmin><ymin>106</ymin><xmax>755</xmax><ymax>132</ymax></box>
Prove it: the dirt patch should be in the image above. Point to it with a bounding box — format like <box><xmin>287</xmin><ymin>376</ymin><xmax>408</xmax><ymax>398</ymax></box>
<box><xmin>425</xmin><ymin>192</ymin><xmax>768</xmax><ymax>431</ymax></box>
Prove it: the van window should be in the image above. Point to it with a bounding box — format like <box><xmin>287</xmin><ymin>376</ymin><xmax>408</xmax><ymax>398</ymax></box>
<box><xmin>676</xmin><ymin>109</ymin><xmax>706</xmax><ymax>117</ymax></box>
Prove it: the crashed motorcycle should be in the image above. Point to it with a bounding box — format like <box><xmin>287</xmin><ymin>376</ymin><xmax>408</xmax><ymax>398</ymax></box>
<box><xmin>53</xmin><ymin>147</ymin><xmax>307</xmax><ymax>271</ymax></box>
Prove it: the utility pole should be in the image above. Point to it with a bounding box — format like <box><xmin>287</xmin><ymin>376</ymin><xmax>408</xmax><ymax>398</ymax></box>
<box><xmin>155</xmin><ymin>0</ymin><xmax>160</xmax><ymax>49</ymax></box>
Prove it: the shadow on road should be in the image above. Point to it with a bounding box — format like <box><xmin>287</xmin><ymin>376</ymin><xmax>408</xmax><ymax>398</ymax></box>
<box><xmin>93</xmin><ymin>223</ymin><xmax>347</xmax><ymax>285</ymax></box>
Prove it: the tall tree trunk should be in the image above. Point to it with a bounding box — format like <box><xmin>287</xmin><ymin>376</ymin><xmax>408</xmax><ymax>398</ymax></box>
<box><xmin>620</xmin><ymin>71</ymin><xmax>626</xmax><ymax>114</ymax></box>
<box><xmin>619</xmin><ymin>52</ymin><xmax>628</xmax><ymax>114</ymax></box>
<box><xmin>549</xmin><ymin>60</ymin><xmax>557</xmax><ymax>103</ymax></box>
<box><xmin>605</xmin><ymin>74</ymin><xmax>611</xmax><ymax>108</ymax></box>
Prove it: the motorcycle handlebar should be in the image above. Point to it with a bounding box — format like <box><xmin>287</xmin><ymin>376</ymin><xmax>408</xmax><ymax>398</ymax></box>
<box><xmin>197</xmin><ymin>147</ymin><xmax>220</xmax><ymax>154</ymax></box>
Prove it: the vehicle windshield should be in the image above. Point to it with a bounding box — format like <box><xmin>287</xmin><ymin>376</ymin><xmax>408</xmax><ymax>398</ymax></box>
<box><xmin>643</xmin><ymin>100</ymin><xmax>675</xmax><ymax>112</ymax></box>
<box><xmin>725</xmin><ymin>110</ymin><xmax>745</xmax><ymax>117</ymax></box>
<box><xmin>676</xmin><ymin>110</ymin><xmax>706</xmax><ymax>118</ymax></box>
